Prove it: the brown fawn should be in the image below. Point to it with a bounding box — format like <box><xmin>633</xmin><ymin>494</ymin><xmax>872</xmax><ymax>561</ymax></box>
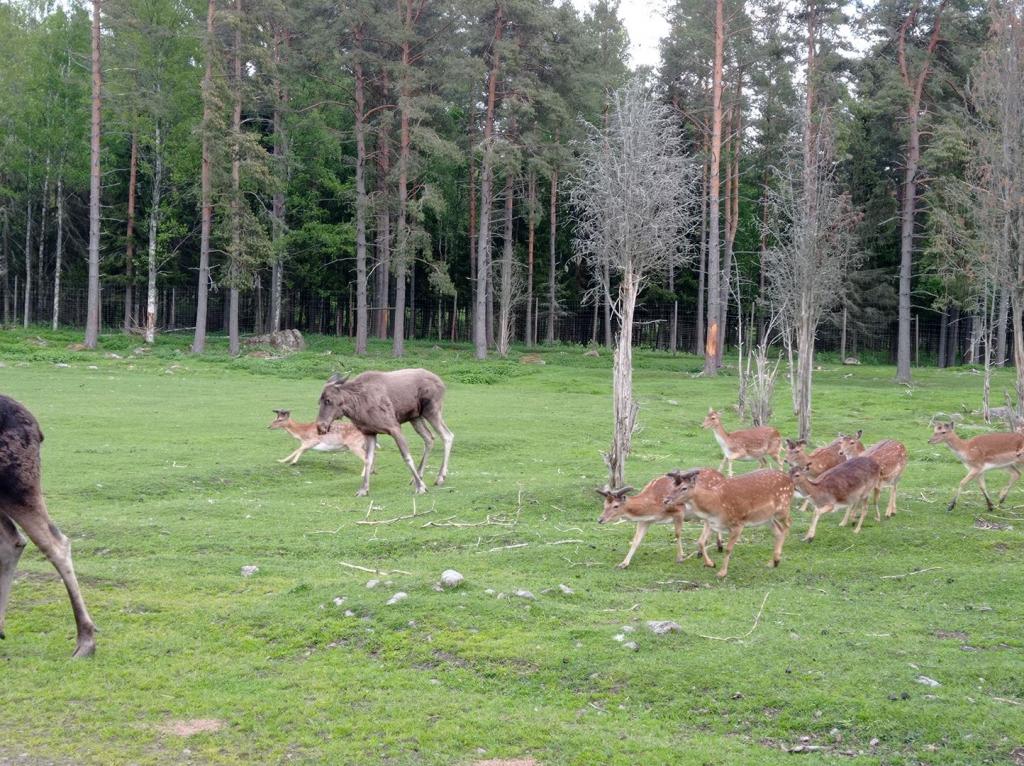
<box><xmin>837</xmin><ymin>435</ymin><xmax>907</xmax><ymax>522</ymax></box>
<box><xmin>702</xmin><ymin>408</ymin><xmax>783</xmax><ymax>476</ymax></box>
<box><xmin>784</xmin><ymin>431</ymin><xmax>863</xmax><ymax>512</ymax></box>
<box><xmin>928</xmin><ymin>421</ymin><xmax>1024</xmax><ymax>512</ymax></box>
<box><xmin>663</xmin><ymin>468</ymin><xmax>793</xmax><ymax>578</ymax></box>
<box><xmin>597</xmin><ymin>475</ymin><xmax>723</xmax><ymax>569</ymax></box>
<box><xmin>789</xmin><ymin>457</ymin><xmax>881</xmax><ymax>540</ymax></box>
<box><xmin>269</xmin><ymin>410</ymin><xmax>369</xmax><ymax>467</ymax></box>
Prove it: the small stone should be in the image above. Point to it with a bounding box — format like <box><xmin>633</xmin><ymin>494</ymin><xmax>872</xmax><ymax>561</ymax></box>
<box><xmin>613</xmin><ymin>634</ymin><xmax>626</xmax><ymax>642</ymax></box>
<box><xmin>332</xmin><ymin>597</ymin><xmax>346</xmax><ymax>606</ymax></box>
<box><xmin>558</xmin><ymin>583</ymin><xmax>574</xmax><ymax>595</ymax></box>
<box><xmin>386</xmin><ymin>592</ymin><xmax>408</xmax><ymax>605</ymax></box>
<box><xmin>344</xmin><ymin>610</ymin><xmax>355</xmax><ymax>617</ymax></box>
<box><xmin>623</xmin><ymin>641</ymin><xmax>638</xmax><ymax>651</ymax></box>
<box><xmin>869</xmin><ymin>738</ymin><xmax>880</xmax><ymax>747</ymax></box>
<box><xmin>514</xmin><ymin>589</ymin><xmax>535</xmax><ymax>600</ymax></box>
<box><xmin>55</xmin><ymin>363</ymin><xmax>70</xmax><ymax>368</ymax></box>
<box><xmin>646</xmin><ymin>620</ymin><xmax>682</xmax><ymax>635</ymax></box>
<box><xmin>915</xmin><ymin>675</ymin><xmax>941</xmax><ymax>687</ymax></box>
<box><xmin>731</xmin><ymin>692</ymin><xmax>744</xmax><ymax>700</ymax></box>
<box><xmin>87</xmin><ymin>365</ymin><xmax>98</xmax><ymax>370</ymax></box>
<box><xmin>440</xmin><ymin>569</ymin><xmax>464</xmax><ymax>589</ymax></box>
<box><xmin>484</xmin><ymin>588</ymin><xmax>496</xmax><ymax>595</ymax></box>
<box><xmin>366</xmin><ymin>579</ymin><xmax>380</xmax><ymax>589</ymax></box>
<box><xmin>621</xmin><ymin>625</ymin><xmax>635</xmax><ymax>633</ymax></box>
<box><xmin>240</xmin><ymin>565</ymin><xmax>259</xmax><ymax>577</ymax></box>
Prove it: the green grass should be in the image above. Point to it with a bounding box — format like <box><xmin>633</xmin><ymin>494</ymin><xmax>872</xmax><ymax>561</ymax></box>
<box><xmin>1</xmin><ymin>328</ymin><xmax>1022</xmax><ymax>765</ymax></box>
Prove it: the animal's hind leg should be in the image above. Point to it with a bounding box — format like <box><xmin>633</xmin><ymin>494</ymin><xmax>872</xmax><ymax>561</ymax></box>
<box><xmin>409</xmin><ymin>418</ymin><xmax>434</xmax><ymax>477</ymax></box>
<box><xmin>424</xmin><ymin>410</ymin><xmax>454</xmax><ymax>486</ymax></box>
<box><xmin>6</xmin><ymin>497</ymin><xmax>95</xmax><ymax>658</ymax></box>
<box><xmin>388</xmin><ymin>427</ymin><xmax>427</xmax><ymax>494</ymax></box>
<box><xmin>886</xmin><ymin>481</ymin><xmax>899</xmax><ymax>518</ymax></box>
<box><xmin>998</xmin><ymin>466</ymin><xmax>1020</xmax><ymax>506</ymax></box>
<box><xmin>0</xmin><ymin>513</ymin><xmax>28</xmax><ymax>641</ymax></box>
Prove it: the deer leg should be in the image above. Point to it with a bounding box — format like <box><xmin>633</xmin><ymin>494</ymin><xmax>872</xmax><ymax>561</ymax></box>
<box><xmin>977</xmin><ymin>472</ymin><xmax>995</xmax><ymax>511</ymax></box>
<box><xmin>727</xmin><ymin>459</ymin><xmax>734</xmax><ymax>477</ymax></box>
<box><xmin>695</xmin><ymin>523</ymin><xmax>716</xmax><ymax>567</ymax></box>
<box><xmin>0</xmin><ymin>513</ymin><xmax>28</xmax><ymax>641</ymax></box>
<box><xmin>758</xmin><ymin>457</ymin><xmax>768</xmax><ymax>469</ymax></box>
<box><xmin>718</xmin><ymin>457</ymin><xmax>727</xmax><ymax>473</ymax></box>
<box><xmin>5</xmin><ymin>498</ymin><xmax>95</xmax><ymax>658</ymax></box>
<box><xmin>769</xmin><ymin>516</ymin><xmax>788</xmax><ymax>568</ymax></box>
<box><xmin>617</xmin><ymin>521</ymin><xmax>651</xmax><ymax>569</ymax></box>
<box><xmin>854</xmin><ymin>495</ymin><xmax>871</xmax><ymax>534</ymax></box>
<box><xmin>998</xmin><ymin>466</ymin><xmax>1020</xmax><ymax>506</ymax></box>
<box><xmin>804</xmin><ymin>503</ymin><xmax>832</xmax><ymax>542</ymax></box>
<box><xmin>409</xmin><ymin>417</ymin><xmax>434</xmax><ymax>477</ymax></box>
<box><xmin>798</xmin><ymin>497</ymin><xmax>810</xmax><ymax>514</ymax></box>
<box><xmin>885</xmin><ymin>481</ymin><xmax>899</xmax><ymax>518</ymax></box>
<box><xmin>424</xmin><ymin>411</ymin><xmax>454</xmax><ymax>486</ymax></box>
<box><xmin>673</xmin><ymin>517</ymin><xmax>685</xmax><ymax>563</ymax></box>
<box><xmin>388</xmin><ymin>427</ymin><xmax>427</xmax><ymax>494</ymax></box>
<box><xmin>288</xmin><ymin>445</ymin><xmax>310</xmax><ymax>465</ymax></box>
<box><xmin>717</xmin><ymin>526</ymin><xmax>743</xmax><ymax>579</ymax></box>
<box><xmin>278</xmin><ymin>447</ymin><xmax>301</xmax><ymax>464</ymax></box>
<box><xmin>838</xmin><ymin>503</ymin><xmax>853</xmax><ymax>527</ymax></box>
<box><xmin>356</xmin><ymin>435</ymin><xmax>378</xmax><ymax>497</ymax></box>
<box><xmin>948</xmin><ymin>468</ymin><xmax>981</xmax><ymax>512</ymax></box>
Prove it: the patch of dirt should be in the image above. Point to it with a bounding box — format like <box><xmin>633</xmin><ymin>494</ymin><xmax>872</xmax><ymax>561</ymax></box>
<box><xmin>1010</xmin><ymin>746</ymin><xmax>1024</xmax><ymax>766</ymax></box>
<box><xmin>473</xmin><ymin>760</ymin><xmax>537</xmax><ymax>766</ymax></box>
<box><xmin>974</xmin><ymin>517</ymin><xmax>1012</xmax><ymax>531</ymax></box>
<box><xmin>160</xmin><ymin>719</ymin><xmax>226</xmax><ymax>736</ymax></box>
<box><xmin>934</xmin><ymin>630</ymin><xmax>969</xmax><ymax>640</ymax></box>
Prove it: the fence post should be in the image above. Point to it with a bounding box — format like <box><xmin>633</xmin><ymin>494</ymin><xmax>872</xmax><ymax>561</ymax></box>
<box><xmin>914</xmin><ymin>314</ymin><xmax>919</xmax><ymax>368</ymax></box>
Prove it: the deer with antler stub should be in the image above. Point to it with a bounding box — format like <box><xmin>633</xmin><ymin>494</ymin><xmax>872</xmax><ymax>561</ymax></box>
<box><xmin>1</xmin><ymin>395</ymin><xmax>95</xmax><ymax>657</ymax></box>
<box><xmin>316</xmin><ymin>369</ymin><xmax>454</xmax><ymax>496</ymax></box>
<box><xmin>596</xmin><ymin>475</ymin><xmax>723</xmax><ymax>569</ymax></box>
<box><xmin>785</xmin><ymin>431</ymin><xmax>863</xmax><ymax>512</ymax></box>
<box><xmin>789</xmin><ymin>457</ymin><xmax>881</xmax><ymax>540</ymax></box>
<box><xmin>929</xmin><ymin>421</ymin><xmax>1024</xmax><ymax>512</ymax></box>
<box><xmin>702</xmin><ymin>408</ymin><xmax>783</xmax><ymax>476</ymax></box>
<box><xmin>268</xmin><ymin>409</ymin><xmax>369</xmax><ymax>467</ymax></box>
<box><xmin>663</xmin><ymin>468</ymin><xmax>793</xmax><ymax>579</ymax></box>
<box><xmin>837</xmin><ymin>434</ymin><xmax>906</xmax><ymax>523</ymax></box>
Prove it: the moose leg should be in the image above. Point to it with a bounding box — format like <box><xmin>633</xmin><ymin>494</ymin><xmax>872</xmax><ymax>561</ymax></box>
<box><xmin>424</xmin><ymin>411</ymin><xmax>454</xmax><ymax>486</ymax></box>
<box><xmin>388</xmin><ymin>427</ymin><xmax>427</xmax><ymax>494</ymax></box>
<box><xmin>6</xmin><ymin>498</ymin><xmax>95</xmax><ymax>658</ymax></box>
<box><xmin>717</xmin><ymin>525</ymin><xmax>743</xmax><ymax>578</ymax></box>
<box><xmin>617</xmin><ymin>521</ymin><xmax>651</xmax><ymax>569</ymax></box>
<box><xmin>804</xmin><ymin>503</ymin><xmax>832</xmax><ymax>542</ymax></box>
<box><xmin>409</xmin><ymin>418</ymin><xmax>434</xmax><ymax>477</ymax></box>
<box><xmin>0</xmin><ymin>513</ymin><xmax>27</xmax><ymax>641</ymax></box>
<box><xmin>998</xmin><ymin>466</ymin><xmax>1020</xmax><ymax>506</ymax></box>
<box><xmin>356</xmin><ymin>435</ymin><xmax>378</xmax><ymax>497</ymax></box>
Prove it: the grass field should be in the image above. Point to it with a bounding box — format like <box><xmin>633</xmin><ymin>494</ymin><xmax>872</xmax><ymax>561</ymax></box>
<box><xmin>0</xmin><ymin>328</ymin><xmax>1022</xmax><ymax>766</ymax></box>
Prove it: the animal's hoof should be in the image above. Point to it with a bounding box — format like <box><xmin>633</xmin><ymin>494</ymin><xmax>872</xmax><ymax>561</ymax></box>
<box><xmin>715</xmin><ymin>570</ymin><xmax>728</xmax><ymax>579</ymax></box>
<box><xmin>803</xmin><ymin>536</ymin><xmax>814</xmax><ymax>543</ymax></box>
<box><xmin>355</xmin><ymin>489</ymin><xmax>369</xmax><ymax>497</ymax></box>
<box><xmin>945</xmin><ymin>502</ymin><xmax>956</xmax><ymax>513</ymax></box>
<box><xmin>704</xmin><ymin>560</ymin><xmax>716</xmax><ymax>568</ymax></box>
<box><xmin>675</xmin><ymin>556</ymin><xmax>685</xmax><ymax>564</ymax></box>
<box><xmin>771</xmin><ymin>559</ymin><xmax>780</xmax><ymax>568</ymax></box>
<box><xmin>0</xmin><ymin>629</ymin><xmax>5</xmax><ymax>640</ymax></box>
<box><xmin>434</xmin><ymin>476</ymin><xmax>446</xmax><ymax>486</ymax></box>
<box><xmin>414</xmin><ymin>486</ymin><xmax>428</xmax><ymax>495</ymax></box>
<box><xmin>277</xmin><ymin>459</ymin><xmax>289</xmax><ymax>463</ymax></box>
<box><xmin>615</xmin><ymin>562</ymin><xmax>629</xmax><ymax>570</ymax></box>
<box><xmin>72</xmin><ymin>638</ymin><xmax>96</xmax><ymax>658</ymax></box>
<box><xmin>716</xmin><ymin>542</ymin><xmax>724</xmax><ymax>552</ymax></box>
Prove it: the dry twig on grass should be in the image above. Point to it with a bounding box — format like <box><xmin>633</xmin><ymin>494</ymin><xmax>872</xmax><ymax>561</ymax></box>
<box><xmin>880</xmin><ymin>567</ymin><xmax>942</xmax><ymax>580</ymax></box>
<box><xmin>488</xmin><ymin>542</ymin><xmax>529</xmax><ymax>552</ymax></box>
<box><xmin>356</xmin><ymin>502</ymin><xmax>435</xmax><ymax>526</ymax></box>
<box><xmin>696</xmin><ymin>590</ymin><xmax>771</xmax><ymax>641</ymax></box>
<box><xmin>338</xmin><ymin>561</ymin><xmax>412</xmax><ymax>576</ymax></box>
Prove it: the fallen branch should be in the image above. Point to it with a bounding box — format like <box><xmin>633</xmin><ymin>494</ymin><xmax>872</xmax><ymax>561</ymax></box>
<box><xmin>696</xmin><ymin>590</ymin><xmax>771</xmax><ymax>641</ymax></box>
<box><xmin>422</xmin><ymin>513</ymin><xmax>516</xmax><ymax>528</ymax></box>
<box><xmin>546</xmin><ymin>539</ymin><xmax>585</xmax><ymax>546</ymax></box>
<box><xmin>880</xmin><ymin>567</ymin><xmax>942</xmax><ymax>580</ymax></box>
<box><xmin>488</xmin><ymin>542</ymin><xmax>529</xmax><ymax>552</ymax></box>
<box><xmin>356</xmin><ymin>504</ymin><xmax>434</xmax><ymax>526</ymax></box>
<box><xmin>338</xmin><ymin>561</ymin><xmax>412</xmax><ymax>576</ymax></box>
<box><xmin>309</xmin><ymin>525</ymin><xmax>344</xmax><ymax>535</ymax></box>
<box><xmin>991</xmin><ymin>696</ymin><xmax>1022</xmax><ymax>706</ymax></box>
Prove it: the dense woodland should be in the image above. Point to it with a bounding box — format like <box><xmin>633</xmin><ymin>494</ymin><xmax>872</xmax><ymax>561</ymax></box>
<box><xmin>0</xmin><ymin>0</ymin><xmax>1021</xmax><ymax>378</ymax></box>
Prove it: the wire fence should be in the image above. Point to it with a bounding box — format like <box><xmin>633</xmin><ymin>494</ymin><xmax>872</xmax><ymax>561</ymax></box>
<box><xmin>2</xmin><ymin>284</ymin><xmax>1009</xmax><ymax>367</ymax></box>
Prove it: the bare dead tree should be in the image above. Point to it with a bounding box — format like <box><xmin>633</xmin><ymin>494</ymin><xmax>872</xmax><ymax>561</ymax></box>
<box><xmin>762</xmin><ymin>119</ymin><xmax>860</xmax><ymax>441</ymax></box>
<box><xmin>571</xmin><ymin>80</ymin><xmax>698</xmax><ymax>488</ymax></box>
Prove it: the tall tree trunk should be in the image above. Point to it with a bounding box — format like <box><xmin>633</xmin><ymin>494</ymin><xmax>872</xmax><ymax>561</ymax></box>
<box><xmin>353</xmin><ymin>26</ymin><xmax>369</xmax><ymax>354</ymax></box>
<box><xmin>607</xmin><ymin>273</ymin><xmax>640</xmax><ymax>488</ymax></box>
<box><xmin>525</xmin><ymin>170</ymin><xmax>535</xmax><ymax>347</ymax></box>
<box><xmin>124</xmin><ymin>133</ymin><xmax>138</xmax><ymax>331</ymax></box>
<box><xmin>145</xmin><ymin>121</ymin><xmax>163</xmax><ymax>344</ymax></box>
<box><xmin>474</xmin><ymin>6</ymin><xmax>502</xmax><ymax>360</ymax></box>
<box><xmin>696</xmin><ymin>141</ymin><xmax>708</xmax><ymax>355</ymax></box>
<box><xmin>374</xmin><ymin>86</ymin><xmax>391</xmax><ymax>340</ymax></box>
<box><xmin>36</xmin><ymin>158</ymin><xmax>50</xmax><ymax>322</ymax></box>
<box><xmin>703</xmin><ymin>0</ymin><xmax>724</xmax><ymax>375</ymax></box>
<box><xmin>937</xmin><ymin>306</ymin><xmax>947</xmax><ymax>368</ymax></box>
<box><xmin>896</xmin><ymin>0</ymin><xmax>946</xmax><ymax>383</ymax></box>
<box><xmin>192</xmin><ymin>0</ymin><xmax>216</xmax><ymax>354</ymax></box>
<box><xmin>497</xmin><ymin>172</ymin><xmax>514</xmax><ymax>357</ymax></box>
<box><xmin>51</xmin><ymin>176</ymin><xmax>64</xmax><ymax>330</ymax></box>
<box><xmin>1</xmin><ymin>201</ymin><xmax>9</xmax><ymax>324</ymax></box>
<box><xmin>85</xmin><ymin>0</ymin><xmax>102</xmax><ymax>348</ymax></box>
<box><xmin>228</xmin><ymin>0</ymin><xmax>242</xmax><ymax>357</ymax></box>
<box><xmin>392</xmin><ymin>0</ymin><xmax>414</xmax><ymax>358</ymax></box>
<box><xmin>719</xmin><ymin>92</ymin><xmax>741</xmax><ymax>367</ymax></box>
<box><xmin>22</xmin><ymin>198</ymin><xmax>32</xmax><ymax>329</ymax></box>
<box><xmin>996</xmin><ymin>286</ymin><xmax>1009</xmax><ymax>366</ymax></box>
<box><xmin>545</xmin><ymin>165</ymin><xmax>558</xmax><ymax>343</ymax></box>
<box><xmin>948</xmin><ymin>305</ymin><xmax>960</xmax><ymax>366</ymax></box>
<box><xmin>270</xmin><ymin>27</ymin><xmax>287</xmax><ymax>334</ymax></box>
<box><xmin>796</xmin><ymin>312</ymin><xmax>815</xmax><ymax>441</ymax></box>
<box><xmin>468</xmin><ymin>133</ymin><xmax>477</xmax><ymax>314</ymax></box>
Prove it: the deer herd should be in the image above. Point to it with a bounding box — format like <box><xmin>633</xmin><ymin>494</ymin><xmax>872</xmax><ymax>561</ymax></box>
<box><xmin>2</xmin><ymin>368</ymin><xmax>1023</xmax><ymax>657</ymax></box>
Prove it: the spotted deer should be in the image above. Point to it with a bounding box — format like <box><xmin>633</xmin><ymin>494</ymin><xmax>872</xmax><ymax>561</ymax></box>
<box><xmin>928</xmin><ymin>422</ymin><xmax>1024</xmax><ymax>512</ymax></box>
<box><xmin>596</xmin><ymin>475</ymin><xmax>723</xmax><ymax>569</ymax></box>
<box><xmin>702</xmin><ymin>408</ymin><xmax>783</xmax><ymax>476</ymax></box>
<box><xmin>663</xmin><ymin>468</ymin><xmax>793</xmax><ymax>578</ymax></box>
<box><xmin>837</xmin><ymin>435</ymin><xmax>907</xmax><ymax>522</ymax></box>
<box><xmin>784</xmin><ymin>431</ymin><xmax>862</xmax><ymax>512</ymax></box>
<box><xmin>269</xmin><ymin>409</ymin><xmax>369</xmax><ymax>467</ymax></box>
<box><xmin>789</xmin><ymin>457</ymin><xmax>882</xmax><ymax>540</ymax></box>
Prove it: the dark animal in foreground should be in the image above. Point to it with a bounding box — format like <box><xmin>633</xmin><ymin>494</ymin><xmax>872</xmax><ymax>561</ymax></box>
<box><xmin>0</xmin><ymin>395</ymin><xmax>95</xmax><ymax>657</ymax></box>
<box><xmin>596</xmin><ymin>475</ymin><xmax>723</xmax><ymax>569</ymax></box>
<box><xmin>316</xmin><ymin>369</ymin><xmax>453</xmax><ymax>496</ymax></box>
<box><xmin>664</xmin><ymin>468</ymin><xmax>793</xmax><ymax>578</ymax></box>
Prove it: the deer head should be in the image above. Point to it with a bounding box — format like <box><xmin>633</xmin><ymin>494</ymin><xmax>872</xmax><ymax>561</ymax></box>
<box><xmin>596</xmin><ymin>485</ymin><xmax>634</xmax><ymax>523</ymax></box>
<box><xmin>784</xmin><ymin>438</ymin><xmax>809</xmax><ymax>467</ymax></box>
<box><xmin>268</xmin><ymin>409</ymin><xmax>291</xmax><ymax>429</ymax></box>
<box><xmin>836</xmin><ymin>429</ymin><xmax>863</xmax><ymax>458</ymax></box>
<box><xmin>928</xmin><ymin>421</ymin><xmax>956</xmax><ymax>445</ymax></box>
<box><xmin>701</xmin><ymin>408</ymin><xmax>721</xmax><ymax>430</ymax></box>
<box><xmin>664</xmin><ymin>469</ymin><xmax>701</xmax><ymax>507</ymax></box>
<box><xmin>316</xmin><ymin>373</ymin><xmax>351</xmax><ymax>435</ymax></box>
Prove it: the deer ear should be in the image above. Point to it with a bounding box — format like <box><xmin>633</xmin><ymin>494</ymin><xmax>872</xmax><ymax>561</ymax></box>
<box><xmin>327</xmin><ymin>372</ymin><xmax>348</xmax><ymax>385</ymax></box>
<box><xmin>855</xmin><ymin>429</ymin><xmax>863</xmax><ymax>439</ymax></box>
<box><xmin>785</xmin><ymin>439</ymin><xmax>795</xmax><ymax>449</ymax></box>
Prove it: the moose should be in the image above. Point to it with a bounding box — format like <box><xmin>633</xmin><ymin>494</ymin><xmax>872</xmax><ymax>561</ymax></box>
<box><xmin>1</xmin><ymin>395</ymin><xmax>95</xmax><ymax>657</ymax></box>
<box><xmin>316</xmin><ymin>369</ymin><xmax>454</xmax><ymax>496</ymax></box>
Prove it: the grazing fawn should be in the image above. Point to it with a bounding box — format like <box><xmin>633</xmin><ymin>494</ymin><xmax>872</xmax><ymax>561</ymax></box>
<box><xmin>597</xmin><ymin>476</ymin><xmax>722</xmax><ymax>569</ymax></box>
<box><xmin>838</xmin><ymin>435</ymin><xmax>907</xmax><ymax>522</ymax></box>
<box><xmin>789</xmin><ymin>457</ymin><xmax>881</xmax><ymax>540</ymax></box>
<box><xmin>269</xmin><ymin>410</ymin><xmax>369</xmax><ymax>467</ymax></box>
<box><xmin>663</xmin><ymin>468</ymin><xmax>793</xmax><ymax>579</ymax></box>
<box><xmin>784</xmin><ymin>432</ymin><xmax>861</xmax><ymax>512</ymax></box>
<box><xmin>702</xmin><ymin>408</ymin><xmax>783</xmax><ymax>476</ymax></box>
<box><xmin>928</xmin><ymin>421</ymin><xmax>1024</xmax><ymax>511</ymax></box>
